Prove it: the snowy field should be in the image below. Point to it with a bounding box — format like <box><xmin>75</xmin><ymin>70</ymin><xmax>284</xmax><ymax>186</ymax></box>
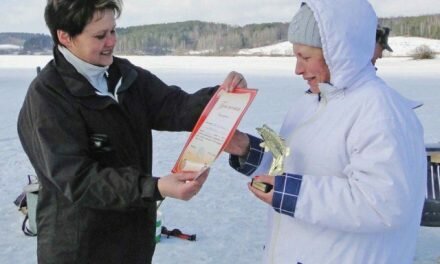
<box><xmin>0</xmin><ymin>55</ymin><xmax>440</xmax><ymax>263</ymax></box>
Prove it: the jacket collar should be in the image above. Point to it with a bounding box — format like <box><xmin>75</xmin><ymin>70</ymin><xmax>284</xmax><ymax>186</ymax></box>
<box><xmin>317</xmin><ymin>66</ymin><xmax>377</xmax><ymax>102</ymax></box>
<box><xmin>53</xmin><ymin>46</ymin><xmax>138</xmax><ymax>99</ymax></box>
<box><xmin>58</xmin><ymin>46</ymin><xmax>109</xmax><ymax>95</ymax></box>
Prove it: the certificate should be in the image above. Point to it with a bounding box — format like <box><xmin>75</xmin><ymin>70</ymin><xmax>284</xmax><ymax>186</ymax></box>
<box><xmin>172</xmin><ymin>86</ymin><xmax>257</xmax><ymax>173</ymax></box>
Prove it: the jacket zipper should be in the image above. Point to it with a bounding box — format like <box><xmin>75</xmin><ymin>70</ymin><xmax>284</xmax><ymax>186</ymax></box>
<box><xmin>269</xmin><ymin>92</ymin><xmax>328</xmax><ymax>264</ymax></box>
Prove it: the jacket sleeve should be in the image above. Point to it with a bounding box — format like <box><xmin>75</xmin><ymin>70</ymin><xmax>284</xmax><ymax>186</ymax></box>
<box><xmin>18</xmin><ymin>84</ymin><xmax>162</xmax><ymax>210</ymax></box>
<box><xmin>272</xmin><ymin>116</ymin><xmax>426</xmax><ymax>233</ymax></box>
<box><xmin>138</xmin><ymin>69</ymin><xmax>219</xmax><ymax>131</ymax></box>
<box><xmin>229</xmin><ymin>134</ymin><xmax>265</xmax><ymax>176</ymax></box>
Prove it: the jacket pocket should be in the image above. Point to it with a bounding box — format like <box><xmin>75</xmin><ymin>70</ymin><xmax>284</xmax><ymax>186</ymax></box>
<box><xmin>89</xmin><ymin>134</ymin><xmax>112</xmax><ymax>153</ymax></box>
<box><xmin>89</xmin><ymin>134</ymin><xmax>115</xmax><ymax>164</ymax></box>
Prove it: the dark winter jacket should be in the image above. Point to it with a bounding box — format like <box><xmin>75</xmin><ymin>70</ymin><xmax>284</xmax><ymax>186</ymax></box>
<box><xmin>17</xmin><ymin>48</ymin><xmax>217</xmax><ymax>264</ymax></box>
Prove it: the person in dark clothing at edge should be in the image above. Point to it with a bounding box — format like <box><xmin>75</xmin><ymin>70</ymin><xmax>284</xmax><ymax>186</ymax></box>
<box><xmin>371</xmin><ymin>25</ymin><xmax>393</xmax><ymax>66</ymax></box>
<box><xmin>17</xmin><ymin>0</ymin><xmax>247</xmax><ymax>263</ymax></box>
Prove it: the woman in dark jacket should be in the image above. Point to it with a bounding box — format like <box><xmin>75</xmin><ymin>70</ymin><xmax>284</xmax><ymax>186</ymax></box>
<box><xmin>17</xmin><ymin>0</ymin><xmax>246</xmax><ymax>263</ymax></box>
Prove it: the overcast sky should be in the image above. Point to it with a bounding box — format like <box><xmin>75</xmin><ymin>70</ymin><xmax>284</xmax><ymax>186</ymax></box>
<box><xmin>1</xmin><ymin>0</ymin><xmax>439</xmax><ymax>34</ymax></box>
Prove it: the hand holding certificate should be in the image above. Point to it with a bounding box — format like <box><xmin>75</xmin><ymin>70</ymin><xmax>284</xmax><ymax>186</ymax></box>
<box><xmin>172</xmin><ymin>85</ymin><xmax>257</xmax><ymax>174</ymax></box>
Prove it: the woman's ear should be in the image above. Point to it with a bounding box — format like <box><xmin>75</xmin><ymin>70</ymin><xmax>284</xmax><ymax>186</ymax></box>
<box><xmin>57</xmin><ymin>30</ymin><xmax>72</xmax><ymax>47</ymax></box>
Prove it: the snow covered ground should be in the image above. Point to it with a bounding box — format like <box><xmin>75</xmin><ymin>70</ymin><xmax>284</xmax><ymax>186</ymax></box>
<box><xmin>238</xmin><ymin>37</ymin><xmax>440</xmax><ymax>57</ymax></box>
<box><xmin>387</xmin><ymin>37</ymin><xmax>440</xmax><ymax>57</ymax></box>
<box><xmin>0</xmin><ymin>55</ymin><xmax>440</xmax><ymax>263</ymax></box>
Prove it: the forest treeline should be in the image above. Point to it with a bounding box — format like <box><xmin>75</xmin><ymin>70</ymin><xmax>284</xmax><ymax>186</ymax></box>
<box><xmin>379</xmin><ymin>14</ymin><xmax>440</xmax><ymax>39</ymax></box>
<box><xmin>115</xmin><ymin>21</ymin><xmax>288</xmax><ymax>55</ymax></box>
<box><xmin>1</xmin><ymin>14</ymin><xmax>439</xmax><ymax>55</ymax></box>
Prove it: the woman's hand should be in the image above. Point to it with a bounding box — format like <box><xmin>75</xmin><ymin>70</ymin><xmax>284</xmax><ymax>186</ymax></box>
<box><xmin>224</xmin><ymin>130</ymin><xmax>250</xmax><ymax>156</ymax></box>
<box><xmin>221</xmin><ymin>71</ymin><xmax>247</xmax><ymax>91</ymax></box>
<box><xmin>158</xmin><ymin>168</ymin><xmax>210</xmax><ymax>201</ymax></box>
<box><xmin>248</xmin><ymin>175</ymin><xmax>275</xmax><ymax>205</ymax></box>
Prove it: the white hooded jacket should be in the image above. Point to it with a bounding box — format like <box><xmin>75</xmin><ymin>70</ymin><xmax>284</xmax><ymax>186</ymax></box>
<box><xmin>252</xmin><ymin>0</ymin><xmax>427</xmax><ymax>263</ymax></box>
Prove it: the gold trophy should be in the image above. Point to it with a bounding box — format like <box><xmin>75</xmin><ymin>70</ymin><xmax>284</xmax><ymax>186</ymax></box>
<box><xmin>251</xmin><ymin>124</ymin><xmax>290</xmax><ymax>192</ymax></box>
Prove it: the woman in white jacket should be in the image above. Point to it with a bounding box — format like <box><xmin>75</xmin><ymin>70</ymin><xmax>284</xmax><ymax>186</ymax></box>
<box><xmin>228</xmin><ymin>0</ymin><xmax>426</xmax><ymax>263</ymax></box>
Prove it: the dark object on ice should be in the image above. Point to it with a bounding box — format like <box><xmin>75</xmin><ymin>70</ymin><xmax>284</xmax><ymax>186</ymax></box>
<box><xmin>421</xmin><ymin>143</ymin><xmax>440</xmax><ymax>227</ymax></box>
<box><xmin>161</xmin><ymin>226</ymin><xmax>196</xmax><ymax>241</ymax></box>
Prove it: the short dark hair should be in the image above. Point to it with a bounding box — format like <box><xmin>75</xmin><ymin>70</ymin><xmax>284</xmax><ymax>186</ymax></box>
<box><xmin>45</xmin><ymin>0</ymin><xmax>122</xmax><ymax>46</ymax></box>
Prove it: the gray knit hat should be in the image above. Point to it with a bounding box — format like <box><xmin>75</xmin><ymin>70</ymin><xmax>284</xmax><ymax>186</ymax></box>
<box><xmin>288</xmin><ymin>3</ymin><xmax>322</xmax><ymax>48</ymax></box>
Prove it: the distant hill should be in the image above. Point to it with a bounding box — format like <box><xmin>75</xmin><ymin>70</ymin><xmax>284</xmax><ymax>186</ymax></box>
<box><xmin>115</xmin><ymin>20</ymin><xmax>288</xmax><ymax>55</ymax></box>
<box><xmin>238</xmin><ymin>37</ymin><xmax>440</xmax><ymax>57</ymax></box>
<box><xmin>0</xmin><ymin>14</ymin><xmax>439</xmax><ymax>55</ymax></box>
<box><xmin>0</xmin><ymin>33</ymin><xmax>52</xmax><ymax>54</ymax></box>
<box><xmin>0</xmin><ymin>32</ymin><xmax>36</xmax><ymax>46</ymax></box>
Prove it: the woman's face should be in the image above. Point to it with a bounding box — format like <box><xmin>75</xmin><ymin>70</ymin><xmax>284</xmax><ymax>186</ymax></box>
<box><xmin>371</xmin><ymin>43</ymin><xmax>384</xmax><ymax>65</ymax></box>
<box><xmin>62</xmin><ymin>9</ymin><xmax>117</xmax><ymax>67</ymax></box>
<box><xmin>293</xmin><ymin>44</ymin><xmax>330</xmax><ymax>94</ymax></box>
